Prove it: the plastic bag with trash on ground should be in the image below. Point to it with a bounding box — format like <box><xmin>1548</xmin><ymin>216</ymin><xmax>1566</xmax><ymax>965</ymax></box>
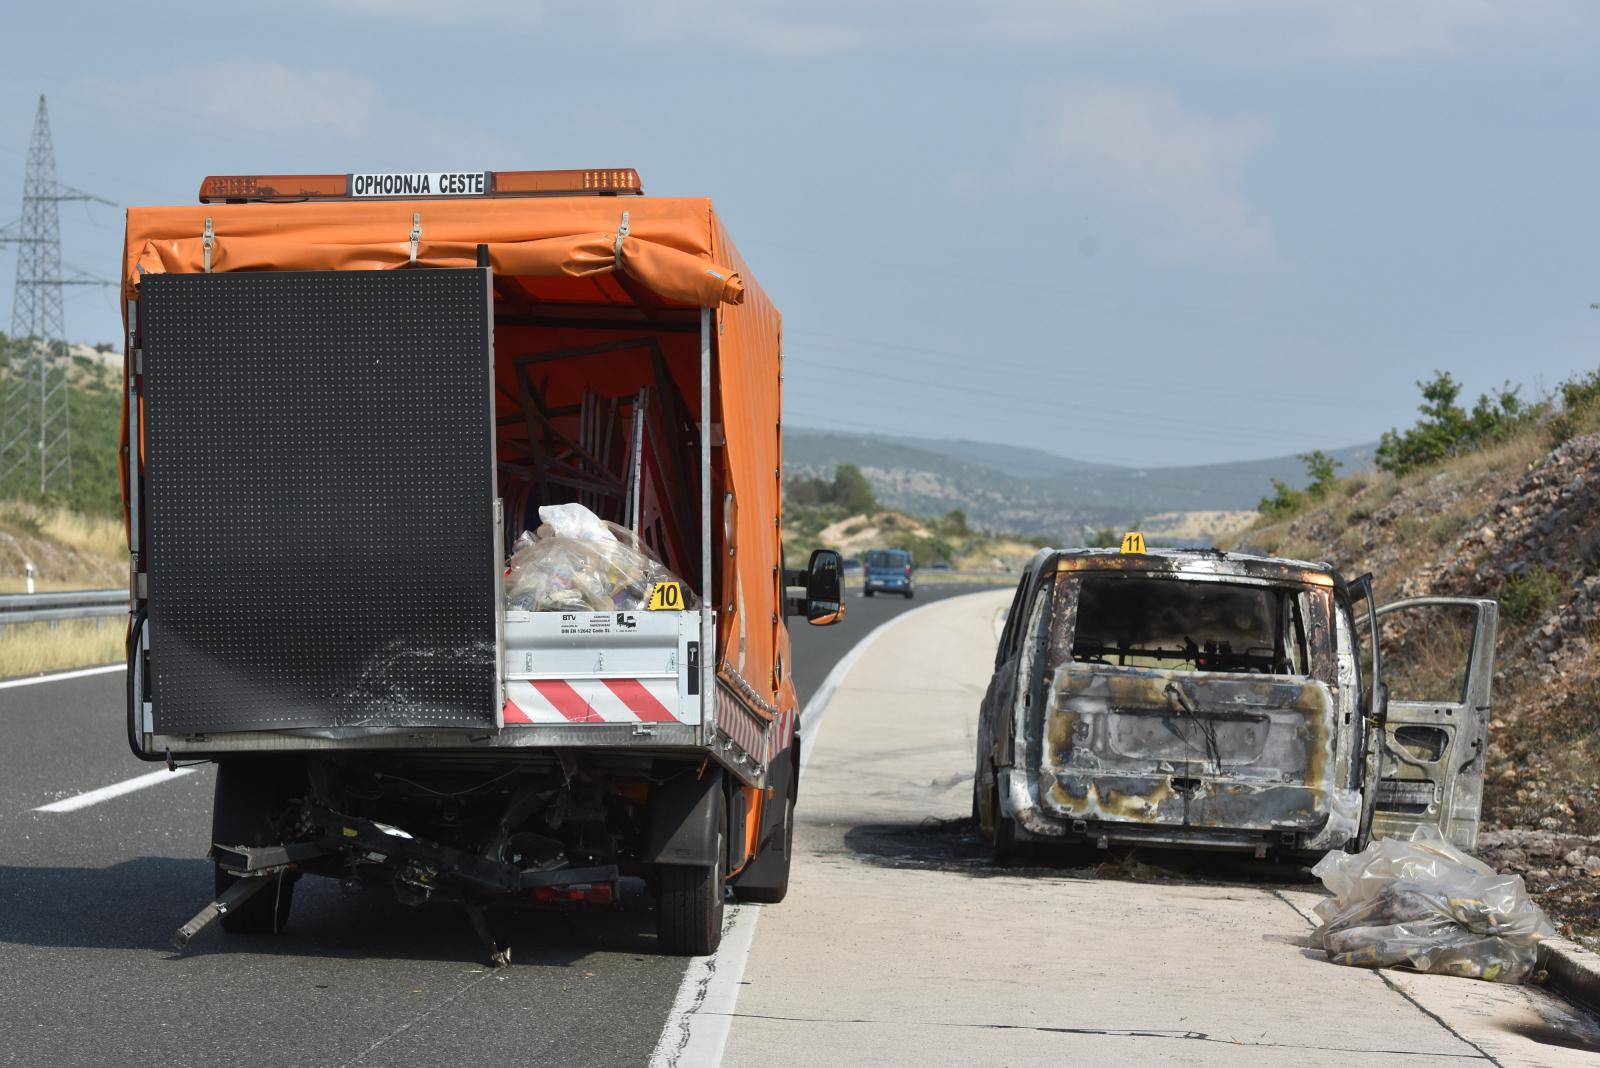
<box><xmin>505</xmin><ymin>503</ymin><xmax>694</xmax><ymax>614</ymax></box>
<box><xmin>1311</xmin><ymin>824</ymin><xmax>1554</xmax><ymax>983</ymax></box>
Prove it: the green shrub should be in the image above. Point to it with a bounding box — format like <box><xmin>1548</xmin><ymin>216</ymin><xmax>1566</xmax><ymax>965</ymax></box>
<box><xmin>0</xmin><ymin>333</ymin><xmax>125</xmax><ymax>517</ymax></box>
<box><xmin>1499</xmin><ymin>567</ymin><xmax>1564</xmax><ymax>625</ymax></box>
<box><xmin>1392</xmin><ymin>515</ymin><xmax>1426</xmax><ymax>545</ymax></box>
<box><xmin>1257</xmin><ymin>451</ymin><xmax>1340</xmax><ymax>519</ymax></box>
<box><xmin>940</xmin><ymin>508</ymin><xmax>970</xmax><ymax>537</ymax></box>
<box><xmin>1375</xmin><ymin>372</ymin><xmax>1532</xmax><ymax>476</ymax></box>
<box><xmin>1549</xmin><ymin>368</ymin><xmax>1600</xmax><ymax>446</ymax></box>
<box><xmin>784</xmin><ymin>463</ymin><xmax>877</xmax><ymax>514</ymax></box>
<box><xmin>1428</xmin><ymin>512</ymin><xmax>1471</xmax><ymax>547</ymax></box>
<box><xmin>1257</xmin><ymin>480</ymin><xmax>1303</xmax><ymax>519</ymax></box>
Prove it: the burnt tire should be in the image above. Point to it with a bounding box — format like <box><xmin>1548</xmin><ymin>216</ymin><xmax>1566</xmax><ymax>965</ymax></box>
<box><xmin>990</xmin><ymin>781</ymin><xmax>1018</xmax><ymax>865</ymax></box>
<box><xmin>213</xmin><ymin>865</ymin><xmax>295</xmax><ymax>935</ymax></box>
<box><xmin>973</xmin><ymin>778</ymin><xmax>991</xmax><ymax>842</ymax></box>
<box><xmin>656</xmin><ymin>831</ymin><xmax>725</xmax><ymax>956</ymax></box>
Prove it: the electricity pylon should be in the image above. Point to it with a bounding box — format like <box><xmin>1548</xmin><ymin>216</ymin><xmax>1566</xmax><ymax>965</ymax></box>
<box><xmin>0</xmin><ymin>95</ymin><xmax>116</xmax><ymax>494</ymax></box>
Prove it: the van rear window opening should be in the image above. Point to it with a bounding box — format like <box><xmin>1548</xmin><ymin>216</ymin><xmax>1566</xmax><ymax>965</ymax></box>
<box><xmin>866</xmin><ymin>550</ymin><xmax>910</xmax><ymax>568</ymax></box>
<box><xmin>1071</xmin><ymin>576</ymin><xmax>1311</xmax><ymax>675</ymax></box>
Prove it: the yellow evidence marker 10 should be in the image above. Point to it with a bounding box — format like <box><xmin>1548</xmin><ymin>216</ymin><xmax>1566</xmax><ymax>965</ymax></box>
<box><xmin>646</xmin><ymin>581</ymin><xmax>686</xmax><ymax>611</ymax></box>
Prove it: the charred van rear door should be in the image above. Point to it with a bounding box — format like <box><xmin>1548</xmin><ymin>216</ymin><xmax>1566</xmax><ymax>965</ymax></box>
<box><xmin>1370</xmin><ymin>597</ymin><xmax>1498</xmax><ymax>850</ymax></box>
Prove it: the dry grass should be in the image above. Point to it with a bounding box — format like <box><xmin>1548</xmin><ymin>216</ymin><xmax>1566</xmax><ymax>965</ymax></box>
<box><xmin>0</xmin><ymin>500</ymin><xmax>125</xmax><ymax>592</ymax></box>
<box><xmin>0</xmin><ymin>618</ymin><xmax>124</xmax><ymax>680</ymax></box>
<box><xmin>1136</xmin><ymin>510</ymin><xmax>1256</xmax><ymax>542</ymax></box>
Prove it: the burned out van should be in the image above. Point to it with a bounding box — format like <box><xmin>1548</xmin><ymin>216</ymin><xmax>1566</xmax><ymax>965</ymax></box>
<box><xmin>973</xmin><ymin>544</ymin><xmax>1497</xmax><ymax>861</ymax></box>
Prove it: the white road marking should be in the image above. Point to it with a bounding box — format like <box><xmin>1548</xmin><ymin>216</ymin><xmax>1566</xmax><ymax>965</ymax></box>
<box><xmin>650</xmin><ymin>590</ymin><xmax>1005</xmax><ymax>1067</ymax></box>
<box><xmin>647</xmin><ymin>905</ymin><xmax>761</xmax><ymax>1068</ymax></box>
<box><xmin>34</xmin><ymin>766</ymin><xmax>197</xmax><ymax>813</ymax></box>
<box><xmin>0</xmin><ymin>663</ymin><xmax>123</xmax><ymax>691</ymax></box>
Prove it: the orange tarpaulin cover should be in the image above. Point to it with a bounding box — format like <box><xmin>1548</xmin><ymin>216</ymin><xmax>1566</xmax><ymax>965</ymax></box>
<box><xmin>122</xmin><ymin>197</ymin><xmax>743</xmax><ymax>308</ymax></box>
<box><xmin>121</xmin><ymin>194</ymin><xmax>790</xmax><ymax>717</ymax></box>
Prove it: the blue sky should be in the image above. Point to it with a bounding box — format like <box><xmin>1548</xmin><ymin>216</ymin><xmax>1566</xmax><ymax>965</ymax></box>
<box><xmin>4</xmin><ymin>1</ymin><xmax>1597</xmax><ymax>467</ymax></box>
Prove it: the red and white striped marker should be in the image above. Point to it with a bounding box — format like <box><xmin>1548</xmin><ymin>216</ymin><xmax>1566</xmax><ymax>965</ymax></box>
<box><xmin>504</xmin><ymin>678</ymin><xmax>681</xmax><ymax>725</ymax></box>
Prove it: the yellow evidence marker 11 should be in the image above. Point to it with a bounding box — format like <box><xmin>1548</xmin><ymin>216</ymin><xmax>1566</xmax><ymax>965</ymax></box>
<box><xmin>1120</xmin><ymin>532</ymin><xmax>1147</xmax><ymax>554</ymax></box>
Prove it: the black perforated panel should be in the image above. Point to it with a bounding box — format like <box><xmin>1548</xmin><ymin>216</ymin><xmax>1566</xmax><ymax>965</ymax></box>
<box><xmin>142</xmin><ymin>269</ymin><xmax>498</xmax><ymax>733</ymax></box>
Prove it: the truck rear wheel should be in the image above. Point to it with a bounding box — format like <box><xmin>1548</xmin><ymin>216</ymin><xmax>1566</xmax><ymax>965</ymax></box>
<box><xmin>656</xmin><ymin>830</ymin><xmax>725</xmax><ymax>956</ymax></box>
<box><xmin>990</xmin><ymin>780</ymin><xmax>1018</xmax><ymax>865</ymax></box>
<box><xmin>211</xmin><ymin>757</ymin><xmax>302</xmax><ymax>935</ymax></box>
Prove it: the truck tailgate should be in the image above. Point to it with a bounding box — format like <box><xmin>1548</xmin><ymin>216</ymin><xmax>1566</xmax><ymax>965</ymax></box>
<box><xmin>502</xmin><ymin>609</ymin><xmax>700</xmax><ymax>727</ymax></box>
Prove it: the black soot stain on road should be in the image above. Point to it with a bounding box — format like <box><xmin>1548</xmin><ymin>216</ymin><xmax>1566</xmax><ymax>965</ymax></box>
<box><xmin>840</xmin><ymin>816</ymin><xmax>1322</xmax><ymax>891</ymax></box>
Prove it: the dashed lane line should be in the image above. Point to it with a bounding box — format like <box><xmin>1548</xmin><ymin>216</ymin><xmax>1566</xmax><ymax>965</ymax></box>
<box><xmin>34</xmin><ymin>766</ymin><xmax>198</xmax><ymax>813</ymax></box>
<box><xmin>0</xmin><ymin>663</ymin><xmax>124</xmax><ymax>691</ymax></box>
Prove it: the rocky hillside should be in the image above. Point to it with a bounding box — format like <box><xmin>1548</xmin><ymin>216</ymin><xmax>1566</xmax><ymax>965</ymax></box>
<box><xmin>1235</xmin><ymin>427</ymin><xmax>1600</xmax><ymax>938</ymax></box>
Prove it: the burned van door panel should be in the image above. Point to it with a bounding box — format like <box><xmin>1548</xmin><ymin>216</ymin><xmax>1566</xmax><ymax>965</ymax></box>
<box><xmin>1370</xmin><ymin>597</ymin><xmax>1497</xmax><ymax>850</ymax></box>
<box><xmin>1345</xmin><ymin>573</ymin><xmax>1384</xmax><ymax>849</ymax></box>
<box><xmin>1037</xmin><ymin>665</ymin><xmax>1339</xmax><ymax>832</ymax></box>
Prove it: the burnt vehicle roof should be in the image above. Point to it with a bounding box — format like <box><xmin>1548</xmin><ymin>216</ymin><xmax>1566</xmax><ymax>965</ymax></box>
<box><xmin>1047</xmin><ymin>546</ymin><xmax>1347</xmax><ymax>590</ymax></box>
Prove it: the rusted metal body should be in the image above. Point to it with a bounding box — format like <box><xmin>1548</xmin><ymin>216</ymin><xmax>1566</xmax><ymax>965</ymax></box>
<box><xmin>974</xmin><ymin>547</ymin><xmax>1495</xmax><ymax>859</ymax></box>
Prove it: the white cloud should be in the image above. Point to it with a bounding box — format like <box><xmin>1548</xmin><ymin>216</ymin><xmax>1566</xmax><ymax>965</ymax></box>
<box><xmin>86</xmin><ymin>60</ymin><xmax>514</xmax><ymax>168</ymax></box>
<box><xmin>108</xmin><ymin>61</ymin><xmax>382</xmax><ymax>139</ymax></box>
<box><xmin>1025</xmin><ymin>83</ymin><xmax>1273</xmax><ymax>264</ymax></box>
<box><xmin>297</xmin><ymin>0</ymin><xmax>1579</xmax><ymax>61</ymax></box>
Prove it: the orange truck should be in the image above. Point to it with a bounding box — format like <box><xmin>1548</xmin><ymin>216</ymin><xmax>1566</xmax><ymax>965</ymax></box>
<box><xmin>119</xmin><ymin>168</ymin><xmax>844</xmax><ymax>961</ymax></box>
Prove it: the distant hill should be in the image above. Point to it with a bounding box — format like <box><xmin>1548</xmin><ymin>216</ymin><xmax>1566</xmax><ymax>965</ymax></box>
<box><xmin>783</xmin><ymin>428</ymin><xmax>1374</xmax><ymax>539</ymax></box>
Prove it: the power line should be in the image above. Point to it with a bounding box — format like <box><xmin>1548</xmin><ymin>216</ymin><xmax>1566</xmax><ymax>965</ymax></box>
<box><xmin>779</xmin><ymin>382</ymin><xmax>1367</xmax><ymax>476</ymax></box>
<box><xmin>0</xmin><ymin>95</ymin><xmax>117</xmax><ymax>494</ymax></box>
<box><xmin>783</xmin><ymin>354</ymin><xmax>1331</xmax><ymax>447</ymax></box>
<box><xmin>772</xmin><ymin>242</ymin><xmax>1503</xmax><ymax>347</ymax></box>
<box><xmin>788</xmin><ymin>327</ymin><xmax>1342</xmax><ymax>408</ymax></box>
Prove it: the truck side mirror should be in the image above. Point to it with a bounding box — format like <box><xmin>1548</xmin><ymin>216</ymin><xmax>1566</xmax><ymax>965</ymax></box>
<box><xmin>803</xmin><ymin>549</ymin><xmax>844</xmax><ymax>626</ymax></box>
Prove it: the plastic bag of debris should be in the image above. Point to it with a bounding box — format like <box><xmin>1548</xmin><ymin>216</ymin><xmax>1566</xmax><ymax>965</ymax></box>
<box><xmin>504</xmin><ymin>503</ymin><xmax>689</xmax><ymax>613</ymax></box>
<box><xmin>1311</xmin><ymin>825</ymin><xmax>1554</xmax><ymax>983</ymax></box>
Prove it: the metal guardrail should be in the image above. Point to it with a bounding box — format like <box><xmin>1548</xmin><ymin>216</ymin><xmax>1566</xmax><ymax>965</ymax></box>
<box><xmin>0</xmin><ymin>588</ymin><xmax>127</xmax><ymax>630</ymax></box>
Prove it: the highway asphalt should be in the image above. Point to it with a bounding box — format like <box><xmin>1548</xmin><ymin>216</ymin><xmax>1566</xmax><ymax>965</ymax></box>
<box><xmin>0</xmin><ymin>580</ymin><xmax>1007</xmax><ymax>1068</ymax></box>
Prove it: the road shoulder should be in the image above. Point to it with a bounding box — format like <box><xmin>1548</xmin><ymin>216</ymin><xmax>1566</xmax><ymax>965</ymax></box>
<box><xmin>723</xmin><ymin>589</ymin><xmax>1600</xmax><ymax>1066</ymax></box>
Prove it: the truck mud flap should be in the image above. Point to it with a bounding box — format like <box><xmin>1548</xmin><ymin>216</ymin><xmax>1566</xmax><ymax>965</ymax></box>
<box><xmin>644</xmin><ymin>765</ymin><xmax>724</xmax><ymax>867</ymax></box>
<box><xmin>730</xmin><ymin>744</ymin><xmax>794</xmax><ymax>893</ymax></box>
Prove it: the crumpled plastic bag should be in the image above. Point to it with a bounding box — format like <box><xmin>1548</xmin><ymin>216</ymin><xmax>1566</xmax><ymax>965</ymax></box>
<box><xmin>1311</xmin><ymin>825</ymin><xmax>1554</xmax><ymax>983</ymax></box>
<box><xmin>505</xmin><ymin>503</ymin><xmax>690</xmax><ymax>613</ymax></box>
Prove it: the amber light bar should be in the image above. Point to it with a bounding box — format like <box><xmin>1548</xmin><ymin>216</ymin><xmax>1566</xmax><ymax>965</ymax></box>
<box><xmin>199</xmin><ymin>168</ymin><xmax>644</xmax><ymax>203</ymax></box>
<box><xmin>494</xmin><ymin>168</ymin><xmax>642</xmax><ymax>195</ymax></box>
